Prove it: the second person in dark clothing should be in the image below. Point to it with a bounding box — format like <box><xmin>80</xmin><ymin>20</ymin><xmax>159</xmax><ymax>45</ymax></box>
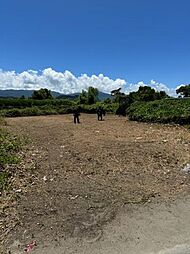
<box><xmin>73</xmin><ymin>107</ymin><xmax>80</xmax><ymax>124</ymax></box>
<box><xmin>97</xmin><ymin>106</ymin><xmax>105</xmax><ymax>121</ymax></box>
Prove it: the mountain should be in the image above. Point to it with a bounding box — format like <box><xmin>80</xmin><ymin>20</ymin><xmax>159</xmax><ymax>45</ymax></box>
<box><xmin>98</xmin><ymin>91</ymin><xmax>112</xmax><ymax>100</ymax></box>
<box><xmin>0</xmin><ymin>89</ymin><xmax>61</xmax><ymax>98</ymax></box>
<box><xmin>0</xmin><ymin>89</ymin><xmax>112</xmax><ymax>101</ymax></box>
<box><xmin>56</xmin><ymin>91</ymin><xmax>111</xmax><ymax>100</ymax></box>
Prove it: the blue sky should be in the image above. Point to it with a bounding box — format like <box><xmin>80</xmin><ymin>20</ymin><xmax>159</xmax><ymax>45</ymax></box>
<box><xmin>0</xmin><ymin>0</ymin><xmax>189</xmax><ymax>94</ymax></box>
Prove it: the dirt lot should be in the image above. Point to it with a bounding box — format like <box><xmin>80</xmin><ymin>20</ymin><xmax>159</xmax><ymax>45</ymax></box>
<box><xmin>1</xmin><ymin>114</ymin><xmax>190</xmax><ymax>252</ymax></box>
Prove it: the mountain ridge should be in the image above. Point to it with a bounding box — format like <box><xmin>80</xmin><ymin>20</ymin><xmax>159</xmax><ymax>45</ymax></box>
<box><xmin>0</xmin><ymin>89</ymin><xmax>112</xmax><ymax>101</ymax></box>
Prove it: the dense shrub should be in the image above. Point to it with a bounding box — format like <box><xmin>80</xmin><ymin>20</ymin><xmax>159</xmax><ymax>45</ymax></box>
<box><xmin>79</xmin><ymin>102</ymin><xmax>118</xmax><ymax>114</ymax></box>
<box><xmin>127</xmin><ymin>98</ymin><xmax>190</xmax><ymax>124</ymax></box>
<box><xmin>0</xmin><ymin>98</ymin><xmax>75</xmax><ymax>109</ymax></box>
<box><xmin>0</xmin><ymin>101</ymin><xmax>117</xmax><ymax>117</ymax></box>
<box><xmin>31</xmin><ymin>88</ymin><xmax>53</xmax><ymax>100</ymax></box>
<box><xmin>1</xmin><ymin>107</ymin><xmax>55</xmax><ymax>117</ymax></box>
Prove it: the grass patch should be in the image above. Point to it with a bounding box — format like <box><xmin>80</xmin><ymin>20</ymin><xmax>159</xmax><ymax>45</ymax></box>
<box><xmin>0</xmin><ymin>116</ymin><xmax>7</xmax><ymax>126</ymax></box>
<box><xmin>0</xmin><ymin>171</ymin><xmax>9</xmax><ymax>192</ymax></box>
<box><xmin>0</xmin><ymin>118</ymin><xmax>22</xmax><ymax>192</ymax></box>
<box><xmin>0</xmin><ymin>128</ymin><xmax>21</xmax><ymax>165</ymax></box>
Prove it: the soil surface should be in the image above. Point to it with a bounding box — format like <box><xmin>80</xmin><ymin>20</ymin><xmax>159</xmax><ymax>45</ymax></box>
<box><xmin>27</xmin><ymin>196</ymin><xmax>190</xmax><ymax>254</ymax></box>
<box><xmin>1</xmin><ymin>114</ymin><xmax>190</xmax><ymax>253</ymax></box>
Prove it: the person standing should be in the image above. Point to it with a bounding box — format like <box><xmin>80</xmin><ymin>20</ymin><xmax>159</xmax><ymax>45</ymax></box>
<box><xmin>73</xmin><ymin>107</ymin><xmax>80</xmax><ymax>124</ymax></box>
<box><xmin>97</xmin><ymin>106</ymin><xmax>105</xmax><ymax>121</ymax></box>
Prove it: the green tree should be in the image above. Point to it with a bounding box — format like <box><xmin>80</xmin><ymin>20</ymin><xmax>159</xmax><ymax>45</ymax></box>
<box><xmin>78</xmin><ymin>90</ymin><xmax>88</xmax><ymax>104</ymax></box>
<box><xmin>104</xmin><ymin>98</ymin><xmax>112</xmax><ymax>104</ymax></box>
<box><xmin>176</xmin><ymin>85</ymin><xmax>190</xmax><ymax>97</ymax></box>
<box><xmin>87</xmin><ymin>87</ymin><xmax>99</xmax><ymax>104</ymax></box>
<box><xmin>158</xmin><ymin>91</ymin><xmax>168</xmax><ymax>99</ymax></box>
<box><xmin>32</xmin><ymin>88</ymin><xmax>53</xmax><ymax>100</ymax></box>
<box><xmin>78</xmin><ymin>87</ymin><xmax>99</xmax><ymax>105</ymax></box>
<box><xmin>112</xmin><ymin>86</ymin><xmax>169</xmax><ymax>116</ymax></box>
<box><xmin>131</xmin><ymin>86</ymin><xmax>168</xmax><ymax>101</ymax></box>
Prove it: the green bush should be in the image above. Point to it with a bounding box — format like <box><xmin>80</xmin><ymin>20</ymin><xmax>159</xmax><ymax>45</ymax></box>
<box><xmin>127</xmin><ymin>98</ymin><xmax>190</xmax><ymax>124</ymax></box>
<box><xmin>0</xmin><ymin>98</ymin><xmax>76</xmax><ymax>109</ymax></box>
<box><xmin>0</xmin><ymin>96</ymin><xmax>118</xmax><ymax>117</ymax></box>
<box><xmin>79</xmin><ymin>102</ymin><xmax>118</xmax><ymax>114</ymax></box>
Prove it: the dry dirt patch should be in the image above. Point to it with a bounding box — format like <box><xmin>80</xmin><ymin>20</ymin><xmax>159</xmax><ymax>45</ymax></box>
<box><xmin>2</xmin><ymin>114</ymin><xmax>190</xmax><ymax>250</ymax></box>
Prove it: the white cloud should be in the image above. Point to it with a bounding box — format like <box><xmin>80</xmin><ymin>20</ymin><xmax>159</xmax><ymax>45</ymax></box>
<box><xmin>0</xmin><ymin>68</ymin><xmax>178</xmax><ymax>96</ymax></box>
<box><xmin>124</xmin><ymin>80</ymin><xmax>177</xmax><ymax>97</ymax></box>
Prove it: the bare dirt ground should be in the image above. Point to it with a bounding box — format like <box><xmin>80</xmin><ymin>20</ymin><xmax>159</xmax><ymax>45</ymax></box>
<box><xmin>1</xmin><ymin>114</ymin><xmax>190</xmax><ymax>253</ymax></box>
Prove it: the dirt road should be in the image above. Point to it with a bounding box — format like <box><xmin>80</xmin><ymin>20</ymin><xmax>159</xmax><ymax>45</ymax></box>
<box><xmin>3</xmin><ymin>114</ymin><xmax>190</xmax><ymax>253</ymax></box>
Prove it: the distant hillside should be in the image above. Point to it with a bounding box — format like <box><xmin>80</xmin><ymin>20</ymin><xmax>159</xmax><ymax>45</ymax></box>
<box><xmin>0</xmin><ymin>89</ymin><xmax>112</xmax><ymax>101</ymax></box>
<box><xmin>0</xmin><ymin>89</ymin><xmax>61</xmax><ymax>98</ymax></box>
<box><xmin>98</xmin><ymin>91</ymin><xmax>112</xmax><ymax>100</ymax></box>
<box><xmin>58</xmin><ymin>92</ymin><xmax>112</xmax><ymax>101</ymax></box>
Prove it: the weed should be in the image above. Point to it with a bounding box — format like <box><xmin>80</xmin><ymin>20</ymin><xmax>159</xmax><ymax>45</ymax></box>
<box><xmin>0</xmin><ymin>171</ymin><xmax>10</xmax><ymax>192</ymax></box>
<box><xmin>0</xmin><ymin>126</ymin><xmax>21</xmax><ymax>191</ymax></box>
<box><xmin>0</xmin><ymin>116</ymin><xmax>7</xmax><ymax>126</ymax></box>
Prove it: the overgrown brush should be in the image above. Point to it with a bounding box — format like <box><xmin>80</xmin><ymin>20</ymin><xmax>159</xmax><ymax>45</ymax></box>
<box><xmin>0</xmin><ymin>120</ymin><xmax>21</xmax><ymax>192</ymax></box>
<box><xmin>0</xmin><ymin>102</ymin><xmax>118</xmax><ymax>117</ymax></box>
<box><xmin>79</xmin><ymin>102</ymin><xmax>118</xmax><ymax>114</ymax></box>
<box><xmin>0</xmin><ymin>116</ymin><xmax>6</xmax><ymax>126</ymax></box>
<box><xmin>0</xmin><ymin>98</ymin><xmax>76</xmax><ymax>109</ymax></box>
<box><xmin>127</xmin><ymin>98</ymin><xmax>190</xmax><ymax>124</ymax></box>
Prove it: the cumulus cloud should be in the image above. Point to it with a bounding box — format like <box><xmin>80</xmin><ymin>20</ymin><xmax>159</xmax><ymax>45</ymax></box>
<box><xmin>124</xmin><ymin>79</ymin><xmax>177</xmax><ymax>97</ymax></box>
<box><xmin>0</xmin><ymin>68</ymin><xmax>177</xmax><ymax>96</ymax></box>
<box><xmin>0</xmin><ymin>68</ymin><xmax>126</xmax><ymax>94</ymax></box>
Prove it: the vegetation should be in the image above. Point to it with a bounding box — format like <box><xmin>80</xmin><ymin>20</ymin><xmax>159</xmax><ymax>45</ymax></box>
<box><xmin>0</xmin><ymin>118</ymin><xmax>22</xmax><ymax>191</ymax></box>
<box><xmin>0</xmin><ymin>98</ymin><xmax>77</xmax><ymax>117</ymax></box>
<box><xmin>176</xmin><ymin>84</ymin><xmax>190</xmax><ymax>98</ymax></box>
<box><xmin>32</xmin><ymin>88</ymin><xmax>53</xmax><ymax>100</ymax></box>
<box><xmin>0</xmin><ymin>102</ymin><xmax>117</xmax><ymax>117</ymax></box>
<box><xmin>113</xmin><ymin>86</ymin><xmax>169</xmax><ymax>116</ymax></box>
<box><xmin>1</xmin><ymin>106</ymin><xmax>70</xmax><ymax>117</ymax></box>
<box><xmin>0</xmin><ymin>87</ymin><xmax>117</xmax><ymax>117</ymax></box>
<box><xmin>0</xmin><ymin>128</ymin><xmax>21</xmax><ymax>165</ymax></box>
<box><xmin>0</xmin><ymin>85</ymin><xmax>190</xmax><ymax>125</ymax></box>
<box><xmin>127</xmin><ymin>98</ymin><xmax>190</xmax><ymax>124</ymax></box>
<box><xmin>0</xmin><ymin>116</ymin><xmax>7</xmax><ymax>126</ymax></box>
<box><xmin>78</xmin><ymin>86</ymin><xmax>99</xmax><ymax>104</ymax></box>
<box><xmin>79</xmin><ymin>102</ymin><xmax>118</xmax><ymax>114</ymax></box>
<box><xmin>0</xmin><ymin>97</ymin><xmax>75</xmax><ymax>109</ymax></box>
